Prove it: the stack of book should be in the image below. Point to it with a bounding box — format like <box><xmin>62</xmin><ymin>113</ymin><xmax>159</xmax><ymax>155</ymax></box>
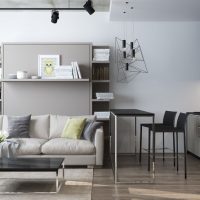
<box><xmin>71</xmin><ymin>61</ymin><xmax>82</xmax><ymax>79</ymax></box>
<box><xmin>96</xmin><ymin>92</ymin><xmax>114</xmax><ymax>100</ymax></box>
<box><xmin>94</xmin><ymin>111</ymin><xmax>110</xmax><ymax>120</ymax></box>
<box><xmin>54</xmin><ymin>62</ymin><xmax>82</xmax><ymax>79</ymax></box>
<box><xmin>93</xmin><ymin>49</ymin><xmax>110</xmax><ymax>61</ymax></box>
<box><xmin>55</xmin><ymin>65</ymin><xmax>73</xmax><ymax>79</ymax></box>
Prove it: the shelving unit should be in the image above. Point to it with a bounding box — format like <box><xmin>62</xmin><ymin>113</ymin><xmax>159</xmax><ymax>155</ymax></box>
<box><xmin>2</xmin><ymin>42</ymin><xmax>91</xmax><ymax>116</ymax></box>
<box><xmin>92</xmin><ymin>80</ymin><xmax>110</xmax><ymax>83</ymax></box>
<box><xmin>90</xmin><ymin>45</ymin><xmax>111</xmax><ymax>158</ymax></box>
<box><xmin>2</xmin><ymin>79</ymin><xmax>89</xmax><ymax>82</ymax></box>
<box><xmin>0</xmin><ymin>45</ymin><xmax>2</xmax><ymax>114</ymax></box>
<box><xmin>92</xmin><ymin>99</ymin><xmax>111</xmax><ymax>102</ymax></box>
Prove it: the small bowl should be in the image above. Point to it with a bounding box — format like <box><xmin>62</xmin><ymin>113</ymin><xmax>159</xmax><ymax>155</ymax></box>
<box><xmin>31</xmin><ymin>76</ymin><xmax>41</xmax><ymax>79</ymax></box>
<box><xmin>8</xmin><ymin>74</ymin><xmax>17</xmax><ymax>79</ymax></box>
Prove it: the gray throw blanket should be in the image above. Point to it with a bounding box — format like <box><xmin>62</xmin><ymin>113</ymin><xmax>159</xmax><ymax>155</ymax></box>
<box><xmin>0</xmin><ymin>140</ymin><xmax>20</xmax><ymax>158</ymax></box>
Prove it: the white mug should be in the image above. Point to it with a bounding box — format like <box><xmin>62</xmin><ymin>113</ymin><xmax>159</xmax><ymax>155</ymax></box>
<box><xmin>17</xmin><ymin>71</ymin><xmax>28</xmax><ymax>79</ymax></box>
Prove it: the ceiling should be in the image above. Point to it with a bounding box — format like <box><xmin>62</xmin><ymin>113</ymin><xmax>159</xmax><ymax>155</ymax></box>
<box><xmin>0</xmin><ymin>0</ymin><xmax>110</xmax><ymax>11</ymax></box>
<box><xmin>110</xmin><ymin>0</ymin><xmax>200</xmax><ymax>21</ymax></box>
<box><xmin>1</xmin><ymin>0</ymin><xmax>200</xmax><ymax>21</ymax></box>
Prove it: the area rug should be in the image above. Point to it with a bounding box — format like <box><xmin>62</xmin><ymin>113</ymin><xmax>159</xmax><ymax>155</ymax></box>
<box><xmin>0</xmin><ymin>168</ymin><xmax>93</xmax><ymax>200</ymax></box>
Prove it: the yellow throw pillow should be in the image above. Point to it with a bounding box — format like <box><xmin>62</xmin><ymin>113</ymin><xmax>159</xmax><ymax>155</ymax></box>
<box><xmin>61</xmin><ymin>118</ymin><xmax>86</xmax><ymax>139</ymax></box>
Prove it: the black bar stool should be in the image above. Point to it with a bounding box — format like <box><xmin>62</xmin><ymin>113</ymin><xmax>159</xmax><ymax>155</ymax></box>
<box><xmin>139</xmin><ymin>111</ymin><xmax>177</xmax><ymax>171</ymax></box>
<box><xmin>140</xmin><ymin>112</ymin><xmax>187</xmax><ymax>179</ymax></box>
<box><xmin>172</xmin><ymin>113</ymin><xmax>187</xmax><ymax>179</ymax></box>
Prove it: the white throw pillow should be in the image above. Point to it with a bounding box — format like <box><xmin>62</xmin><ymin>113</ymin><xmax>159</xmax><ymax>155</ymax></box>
<box><xmin>29</xmin><ymin>115</ymin><xmax>50</xmax><ymax>139</ymax></box>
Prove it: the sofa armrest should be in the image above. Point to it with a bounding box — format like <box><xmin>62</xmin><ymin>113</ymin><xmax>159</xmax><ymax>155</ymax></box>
<box><xmin>92</xmin><ymin>127</ymin><xmax>104</xmax><ymax>166</ymax></box>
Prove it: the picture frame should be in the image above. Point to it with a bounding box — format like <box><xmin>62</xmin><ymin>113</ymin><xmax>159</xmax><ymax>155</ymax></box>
<box><xmin>38</xmin><ymin>55</ymin><xmax>60</xmax><ymax>79</ymax></box>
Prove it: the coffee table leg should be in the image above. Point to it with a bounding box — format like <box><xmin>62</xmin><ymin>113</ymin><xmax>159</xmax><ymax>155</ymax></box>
<box><xmin>56</xmin><ymin>170</ymin><xmax>59</xmax><ymax>193</ymax></box>
<box><xmin>62</xmin><ymin>163</ymin><xmax>65</xmax><ymax>180</ymax></box>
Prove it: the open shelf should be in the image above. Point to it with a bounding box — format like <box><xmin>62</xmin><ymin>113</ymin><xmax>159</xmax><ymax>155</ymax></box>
<box><xmin>96</xmin><ymin>118</ymin><xmax>110</xmax><ymax>121</ymax></box>
<box><xmin>92</xmin><ymin>80</ymin><xmax>110</xmax><ymax>83</ymax></box>
<box><xmin>1</xmin><ymin>78</ymin><xmax>89</xmax><ymax>82</ymax></box>
<box><xmin>92</xmin><ymin>99</ymin><xmax>111</xmax><ymax>102</ymax></box>
<box><xmin>92</xmin><ymin>61</ymin><xmax>110</xmax><ymax>64</ymax></box>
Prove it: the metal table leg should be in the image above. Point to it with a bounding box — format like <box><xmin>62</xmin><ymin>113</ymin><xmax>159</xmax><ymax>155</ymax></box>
<box><xmin>135</xmin><ymin>117</ymin><xmax>137</xmax><ymax>155</ymax></box>
<box><xmin>152</xmin><ymin>115</ymin><xmax>155</xmax><ymax>179</ymax></box>
<box><xmin>62</xmin><ymin>163</ymin><xmax>65</xmax><ymax>179</ymax></box>
<box><xmin>56</xmin><ymin>171</ymin><xmax>59</xmax><ymax>193</ymax></box>
<box><xmin>114</xmin><ymin>114</ymin><xmax>118</xmax><ymax>183</ymax></box>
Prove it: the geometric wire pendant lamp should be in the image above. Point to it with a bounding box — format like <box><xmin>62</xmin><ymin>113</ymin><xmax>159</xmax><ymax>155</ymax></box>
<box><xmin>115</xmin><ymin>37</ymin><xmax>148</xmax><ymax>83</ymax></box>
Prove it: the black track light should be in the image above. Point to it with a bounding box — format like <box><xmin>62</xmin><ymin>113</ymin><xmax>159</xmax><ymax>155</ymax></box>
<box><xmin>83</xmin><ymin>0</ymin><xmax>95</xmax><ymax>15</ymax></box>
<box><xmin>125</xmin><ymin>63</ymin><xmax>129</xmax><ymax>71</ymax></box>
<box><xmin>122</xmin><ymin>40</ymin><xmax>126</xmax><ymax>48</ymax></box>
<box><xmin>130</xmin><ymin>42</ymin><xmax>134</xmax><ymax>49</ymax></box>
<box><xmin>123</xmin><ymin>51</ymin><xmax>127</xmax><ymax>58</ymax></box>
<box><xmin>131</xmin><ymin>49</ymin><xmax>136</xmax><ymax>58</ymax></box>
<box><xmin>51</xmin><ymin>10</ymin><xmax>59</xmax><ymax>24</ymax></box>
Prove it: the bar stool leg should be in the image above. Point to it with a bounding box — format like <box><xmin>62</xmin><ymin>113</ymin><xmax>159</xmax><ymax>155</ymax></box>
<box><xmin>148</xmin><ymin>128</ymin><xmax>151</xmax><ymax>171</ymax></box>
<box><xmin>173</xmin><ymin>132</ymin><xmax>175</xmax><ymax>167</ymax></box>
<box><xmin>183</xmin><ymin>130</ymin><xmax>187</xmax><ymax>179</ymax></box>
<box><xmin>176</xmin><ymin>132</ymin><xmax>179</xmax><ymax>172</ymax></box>
<box><xmin>163</xmin><ymin>132</ymin><xmax>165</xmax><ymax>162</ymax></box>
<box><xmin>139</xmin><ymin>125</ymin><xmax>142</xmax><ymax>163</ymax></box>
<box><xmin>153</xmin><ymin>130</ymin><xmax>156</xmax><ymax>175</ymax></box>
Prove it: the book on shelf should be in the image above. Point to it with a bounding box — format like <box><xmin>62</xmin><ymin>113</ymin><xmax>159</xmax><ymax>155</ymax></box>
<box><xmin>92</xmin><ymin>66</ymin><xmax>109</xmax><ymax>80</ymax></box>
<box><xmin>71</xmin><ymin>61</ymin><xmax>82</xmax><ymax>79</ymax></box>
<box><xmin>96</xmin><ymin>93</ymin><xmax>114</xmax><ymax>100</ymax></box>
<box><xmin>94</xmin><ymin>111</ymin><xmax>110</xmax><ymax>120</ymax></box>
<box><xmin>55</xmin><ymin>65</ymin><xmax>73</xmax><ymax>79</ymax></box>
<box><xmin>74</xmin><ymin>61</ymin><xmax>82</xmax><ymax>79</ymax></box>
<box><xmin>93</xmin><ymin>49</ymin><xmax>110</xmax><ymax>61</ymax></box>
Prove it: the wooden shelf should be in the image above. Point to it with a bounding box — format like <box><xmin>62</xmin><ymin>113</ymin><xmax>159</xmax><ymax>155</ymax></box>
<box><xmin>96</xmin><ymin>118</ymin><xmax>110</xmax><ymax>121</ymax></box>
<box><xmin>92</xmin><ymin>60</ymin><xmax>110</xmax><ymax>64</ymax></box>
<box><xmin>92</xmin><ymin>80</ymin><xmax>110</xmax><ymax>83</ymax></box>
<box><xmin>92</xmin><ymin>99</ymin><xmax>111</xmax><ymax>102</ymax></box>
<box><xmin>1</xmin><ymin>78</ymin><xmax>89</xmax><ymax>82</ymax></box>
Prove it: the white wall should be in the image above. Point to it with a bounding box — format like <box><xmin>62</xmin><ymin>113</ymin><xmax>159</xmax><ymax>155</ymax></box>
<box><xmin>0</xmin><ymin>11</ymin><xmax>200</xmax><ymax>152</ymax></box>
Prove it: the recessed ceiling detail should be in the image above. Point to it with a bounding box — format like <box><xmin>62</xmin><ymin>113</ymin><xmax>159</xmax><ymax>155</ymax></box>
<box><xmin>110</xmin><ymin>0</ymin><xmax>200</xmax><ymax>21</ymax></box>
<box><xmin>0</xmin><ymin>0</ymin><xmax>110</xmax><ymax>11</ymax></box>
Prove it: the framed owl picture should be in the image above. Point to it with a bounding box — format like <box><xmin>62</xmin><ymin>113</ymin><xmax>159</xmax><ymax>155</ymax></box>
<box><xmin>38</xmin><ymin>55</ymin><xmax>60</xmax><ymax>79</ymax></box>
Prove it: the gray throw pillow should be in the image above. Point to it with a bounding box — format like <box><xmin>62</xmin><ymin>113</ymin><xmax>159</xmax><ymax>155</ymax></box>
<box><xmin>7</xmin><ymin>115</ymin><xmax>31</xmax><ymax>138</ymax></box>
<box><xmin>83</xmin><ymin>121</ymin><xmax>103</xmax><ymax>141</ymax></box>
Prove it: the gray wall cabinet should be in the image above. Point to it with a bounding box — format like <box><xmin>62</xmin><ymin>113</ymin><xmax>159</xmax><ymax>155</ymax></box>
<box><xmin>2</xmin><ymin>43</ymin><xmax>92</xmax><ymax>116</ymax></box>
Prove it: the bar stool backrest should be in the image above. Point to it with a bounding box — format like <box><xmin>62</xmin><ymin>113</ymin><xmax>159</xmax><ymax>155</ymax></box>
<box><xmin>163</xmin><ymin>111</ymin><xmax>177</xmax><ymax>126</ymax></box>
<box><xmin>176</xmin><ymin>113</ymin><xmax>187</xmax><ymax>131</ymax></box>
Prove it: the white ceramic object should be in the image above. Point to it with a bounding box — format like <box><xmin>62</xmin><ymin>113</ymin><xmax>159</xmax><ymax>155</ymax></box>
<box><xmin>31</xmin><ymin>75</ymin><xmax>41</xmax><ymax>79</ymax></box>
<box><xmin>17</xmin><ymin>71</ymin><xmax>28</xmax><ymax>79</ymax></box>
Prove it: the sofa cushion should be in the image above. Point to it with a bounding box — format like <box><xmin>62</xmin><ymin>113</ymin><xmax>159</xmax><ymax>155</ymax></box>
<box><xmin>49</xmin><ymin>115</ymin><xmax>69</xmax><ymax>139</ymax></box>
<box><xmin>2</xmin><ymin>115</ymin><xmax>9</xmax><ymax>134</ymax></box>
<box><xmin>62</xmin><ymin>118</ymin><xmax>86</xmax><ymax>139</ymax></box>
<box><xmin>7</xmin><ymin>138</ymin><xmax>47</xmax><ymax>155</ymax></box>
<box><xmin>7</xmin><ymin>115</ymin><xmax>31</xmax><ymax>138</ymax></box>
<box><xmin>29</xmin><ymin>115</ymin><xmax>50</xmax><ymax>139</ymax></box>
<box><xmin>49</xmin><ymin>115</ymin><xmax>96</xmax><ymax>139</ymax></box>
<box><xmin>0</xmin><ymin>115</ymin><xmax>4</xmax><ymax>130</ymax></box>
<box><xmin>83</xmin><ymin>121</ymin><xmax>103</xmax><ymax>141</ymax></box>
<box><xmin>2</xmin><ymin>115</ymin><xmax>50</xmax><ymax>139</ymax></box>
<box><xmin>41</xmin><ymin>138</ymin><xmax>95</xmax><ymax>155</ymax></box>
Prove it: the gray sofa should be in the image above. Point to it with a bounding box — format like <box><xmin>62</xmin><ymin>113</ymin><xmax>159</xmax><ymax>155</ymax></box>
<box><xmin>0</xmin><ymin>114</ymin><xmax>104</xmax><ymax>166</ymax></box>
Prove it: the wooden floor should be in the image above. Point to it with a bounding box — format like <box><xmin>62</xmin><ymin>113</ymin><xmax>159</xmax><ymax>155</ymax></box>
<box><xmin>91</xmin><ymin>154</ymin><xmax>200</xmax><ymax>200</ymax></box>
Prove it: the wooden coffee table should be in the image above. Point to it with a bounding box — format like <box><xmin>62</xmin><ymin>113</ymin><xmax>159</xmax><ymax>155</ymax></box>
<box><xmin>0</xmin><ymin>157</ymin><xmax>65</xmax><ymax>194</ymax></box>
